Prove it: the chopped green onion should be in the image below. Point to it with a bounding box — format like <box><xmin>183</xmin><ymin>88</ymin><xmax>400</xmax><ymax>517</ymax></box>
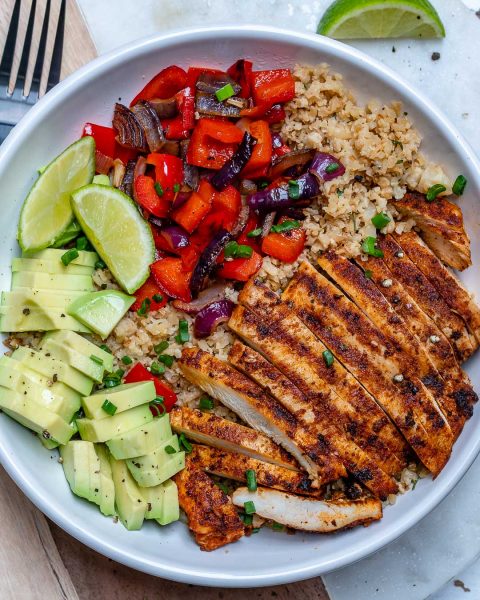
<box><xmin>244</xmin><ymin>500</ymin><xmax>256</xmax><ymax>515</ymax></box>
<box><xmin>364</xmin><ymin>270</ymin><xmax>373</xmax><ymax>279</ymax></box>
<box><xmin>61</xmin><ymin>248</ymin><xmax>79</xmax><ymax>266</ymax></box>
<box><xmin>322</xmin><ymin>349</ymin><xmax>334</xmax><ymax>367</ymax></box>
<box><xmin>272</xmin><ymin>522</ymin><xmax>284</xmax><ymax>531</ymax></box>
<box><xmin>150</xmin><ymin>361</ymin><xmax>165</xmax><ymax>376</ymax></box>
<box><xmin>199</xmin><ymin>395</ymin><xmax>214</xmax><ymax>410</ymax></box>
<box><xmin>157</xmin><ymin>354</ymin><xmax>175</xmax><ymax>368</ymax></box>
<box><xmin>258</xmin><ymin>181</ymin><xmax>269</xmax><ymax>189</ymax></box>
<box><xmin>288</xmin><ymin>179</ymin><xmax>300</xmax><ymax>200</ymax></box>
<box><xmin>224</xmin><ymin>241</ymin><xmax>253</xmax><ymax>259</ymax></box>
<box><xmin>103</xmin><ymin>371</ymin><xmax>122</xmax><ymax>388</ymax></box>
<box><xmin>270</xmin><ymin>220</ymin><xmax>301</xmax><ymax>234</ymax></box>
<box><xmin>391</xmin><ymin>139</ymin><xmax>403</xmax><ymax>150</ymax></box>
<box><xmin>371</xmin><ymin>212</ymin><xmax>391</xmax><ymax>229</ymax></box>
<box><xmin>179</xmin><ymin>432</ymin><xmax>193</xmax><ymax>453</ymax></box>
<box><xmin>325</xmin><ymin>162</ymin><xmax>340</xmax><ymax>174</ymax></box>
<box><xmin>100</xmin><ymin>344</ymin><xmax>112</xmax><ymax>354</ymax></box>
<box><xmin>215</xmin><ymin>83</ymin><xmax>235</xmax><ymax>102</ymax></box>
<box><xmin>247</xmin><ymin>228</ymin><xmax>262</xmax><ymax>238</ymax></box>
<box><xmin>251</xmin><ymin>527</ymin><xmax>260</xmax><ymax>534</ymax></box>
<box><xmin>426</xmin><ymin>184</ymin><xmax>446</xmax><ymax>202</ymax></box>
<box><xmin>173</xmin><ymin>183</ymin><xmax>181</xmax><ymax>193</ymax></box>
<box><xmin>362</xmin><ymin>236</ymin><xmax>384</xmax><ymax>258</ymax></box>
<box><xmin>90</xmin><ymin>355</ymin><xmax>103</xmax><ymax>366</ymax></box>
<box><xmin>75</xmin><ymin>236</ymin><xmax>89</xmax><ymax>250</ymax></box>
<box><xmin>452</xmin><ymin>175</ymin><xmax>467</xmax><ymax>196</ymax></box>
<box><xmin>154</xmin><ymin>182</ymin><xmax>164</xmax><ymax>197</ymax></box>
<box><xmin>121</xmin><ymin>355</ymin><xmax>133</xmax><ymax>365</ymax></box>
<box><xmin>115</xmin><ymin>368</ymin><xmax>125</xmax><ymax>378</ymax></box>
<box><xmin>137</xmin><ymin>297</ymin><xmax>151</xmax><ymax>316</ymax></box>
<box><xmin>245</xmin><ymin>469</ymin><xmax>257</xmax><ymax>492</ymax></box>
<box><xmin>241</xmin><ymin>513</ymin><xmax>253</xmax><ymax>526</ymax></box>
<box><xmin>102</xmin><ymin>399</ymin><xmax>117</xmax><ymax>416</ymax></box>
<box><xmin>149</xmin><ymin>397</ymin><xmax>166</xmax><ymax>417</ymax></box>
<box><xmin>152</xmin><ymin>293</ymin><xmax>163</xmax><ymax>303</ymax></box>
<box><xmin>175</xmin><ymin>319</ymin><xmax>190</xmax><ymax>344</ymax></box>
<box><xmin>95</xmin><ymin>259</ymin><xmax>106</xmax><ymax>269</ymax></box>
<box><xmin>164</xmin><ymin>445</ymin><xmax>177</xmax><ymax>454</ymax></box>
<box><xmin>154</xmin><ymin>340</ymin><xmax>169</xmax><ymax>354</ymax></box>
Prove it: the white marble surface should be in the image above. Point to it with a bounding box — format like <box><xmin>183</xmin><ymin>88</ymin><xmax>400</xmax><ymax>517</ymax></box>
<box><xmin>76</xmin><ymin>1</ymin><xmax>480</xmax><ymax>597</ymax></box>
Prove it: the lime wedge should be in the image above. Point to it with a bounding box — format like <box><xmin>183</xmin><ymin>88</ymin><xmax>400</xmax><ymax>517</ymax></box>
<box><xmin>71</xmin><ymin>184</ymin><xmax>154</xmax><ymax>293</ymax></box>
<box><xmin>317</xmin><ymin>0</ymin><xmax>445</xmax><ymax>39</ymax></box>
<box><xmin>67</xmin><ymin>290</ymin><xmax>135</xmax><ymax>339</ymax></box>
<box><xmin>18</xmin><ymin>136</ymin><xmax>95</xmax><ymax>252</ymax></box>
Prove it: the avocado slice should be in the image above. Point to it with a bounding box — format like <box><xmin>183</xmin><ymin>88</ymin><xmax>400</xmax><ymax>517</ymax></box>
<box><xmin>1</xmin><ymin>289</ymin><xmax>85</xmax><ymax>308</ymax></box>
<box><xmin>76</xmin><ymin>404</ymin><xmax>153</xmax><ymax>443</ymax></box>
<box><xmin>82</xmin><ymin>381</ymin><xmax>156</xmax><ymax>420</ymax></box>
<box><xmin>109</xmin><ymin>455</ymin><xmax>147</xmax><ymax>530</ymax></box>
<box><xmin>11</xmin><ymin>346</ymin><xmax>94</xmax><ymax>395</ymax></box>
<box><xmin>11</xmin><ymin>271</ymin><xmax>94</xmax><ymax>292</ymax></box>
<box><xmin>94</xmin><ymin>444</ymin><xmax>116</xmax><ymax>516</ymax></box>
<box><xmin>23</xmin><ymin>248</ymin><xmax>99</xmax><ymax>267</ymax></box>
<box><xmin>126</xmin><ymin>436</ymin><xmax>185</xmax><ymax>488</ymax></box>
<box><xmin>156</xmin><ymin>479</ymin><xmax>180</xmax><ymax>526</ymax></box>
<box><xmin>40</xmin><ymin>436</ymin><xmax>60</xmax><ymax>450</ymax></box>
<box><xmin>12</xmin><ymin>257</ymin><xmax>93</xmax><ymax>276</ymax></box>
<box><xmin>0</xmin><ymin>386</ymin><xmax>75</xmax><ymax>444</ymax></box>
<box><xmin>41</xmin><ymin>337</ymin><xmax>105</xmax><ymax>383</ymax></box>
<box><xmin>106</xmin><ymin>415</ymin><xmax>173</xmax><ymax>460</ymax></box>
<box><xmin>44</xmin><ymin>330</ymin><xmax>114</xmax><ymax>372</ymax></box>
<box><xmin>60</xmin><ymin>441</ymin><xmax>93</xmax><ymax>501</ymax></box>
<box><xmin>0</xmin><ymin>306</ymin><xmax>90</xmax><ymax>333</ymax></box>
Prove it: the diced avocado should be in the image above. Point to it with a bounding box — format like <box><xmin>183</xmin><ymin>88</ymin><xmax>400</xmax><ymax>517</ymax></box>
<box><xmin>76</xmin><ymin>404</ymin><xmax>153</xmax><ymax>443</ymax></box>
<box><xmin>156</xmin><ymin>479</ymin><xmax>179</xmax><ymax>526</ymax></box>
<box><xmin>0</xmin><ymin>306</ymin><xmax>90</xmax><ymax>333</ymax></box>
<box><xmin>92</xmin><ymin>174</ymin><xmax>111</xmax><ymax>186</ymax></box>
<box><xmin>11</xmin><ymin>257</ymin><xmax>93</xmax><ymax>276</ymax></box>
<box><xmin>94</xmin><ymin>444</ymin><xmax>115</xmax><ymax>516</ymax></box>
<box><xmin>82</xmin><ymin>381</ymin><xmax>156</xmax><ymax>420</ymax></box>
<box><xmin>126</xmin><ymin>436</ymin><xmax>185</xmax><ymax>487</ymax></box>
<box><xmin>41</xmin><ymin>338</ymin><xmax>105</xmax><ymax>382</ymax></box>
<box><xmin>43</xmin><ymin>330</ymin><xmax>114</xmax><ymax>372</ymax></box>
<box><xmin>11</xmin><ymin>346</ymin><xmax>94</xmax><ymax>395</ymax></box>
<box><xmin>1</xmin><ymin>289</ymin><xmax>85</xmax><ymax>308</ymax></box>
<box><xmin>0</xmin><ymin>386</ymin><xmax>75</xmax><ymax>444</ymax></box>
<box><xmin>23</xmin><ymin>248</ymin><xmax>99</xmax><ymax>267</ymax></box>
<box><xmin>60</xmin><ymin>441</ymin><xmax>93</xmax><ymax>501</ymax></box>
<box><xmin>110</xmin><ymin>456</ymin><xmax>147</xmax><ymax>530</ymax></box>
<box><xmin>11</xmin><ymin>271</ymin><xmax>94</xmax><ymax>292</ymax></box>
<box><xmin>67</xmin><ymin>290</ymin><xmax>135</xmax><ymax>340</ymax></box>
<box><xmin>39</xmin><ymin>435</ymin><xmax>60</xmax><ymax>450</ymax></box>
<box><xmin>106</xmin><ymin>415</ymin><xmax>172</xmax><ymax>460</ymax></box>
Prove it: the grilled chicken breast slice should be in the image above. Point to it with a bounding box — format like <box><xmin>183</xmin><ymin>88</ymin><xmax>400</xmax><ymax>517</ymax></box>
<box><xmin>316</xmin><ymin>252</ymin><xmax>469</xmax><ymax>438</ymax></box>
<box><xmin>229</xmin><ymin>306</ymin><xmax>399</xmax><ymax>499</ymax></box>
<box><xmin>393</xmin><ymin>231</ymin><xmax>480</xmax><ymax>346</ymax></box>
<box><xmin>174</xmin><ymin>457</ymin><xmax>244</xmax><ymax>551</ymax></box>
<box><xmin>179</xmin><ymin>348</ymin><xmax>345</xmax><ymax>486</ymax></box>
<box><xmin>232</xmin><ymin>487</ymin><xmax>382</xmax><ymax>532</ymax></box>
<box><xmin>229</xmin><ymin>339</ymin><xmax>406</xmax><ymax>477</ymax></box>
<box><xmin>170</xmin><ymin>406</ymin><xmax>300</xmax><ymax>471</ymax></box>
<box><xmin>285</xmin><ymin>262</ymin><xmax>453</xmax><ymax>474</ymax></box>
<box><xmin>191</xmin><ymin>444</ymin><xmax>320</xmax><ymax>496</ymax></box>
<box><xmin>378</xmin><ymin>234</ymin><xmax>476</xmax><ymax>362</ymax></box>
<box><xmin>394</xmin><ymin>191</ymin><xmax>471</xmax><ymax>270</ymax></box>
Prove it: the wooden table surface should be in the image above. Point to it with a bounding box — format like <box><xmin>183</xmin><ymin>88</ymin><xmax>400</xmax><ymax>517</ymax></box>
<box><xmin>0</xmin><ymin>2</ymin><xmax>329</xmax><ymax>598</ymax></box>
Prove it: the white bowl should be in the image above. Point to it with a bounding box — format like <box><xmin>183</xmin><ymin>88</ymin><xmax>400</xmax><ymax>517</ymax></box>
<box><xmin>0</xmin><ymin>26</ymin><xmax>479</xmax><ymax>588</ymax></box>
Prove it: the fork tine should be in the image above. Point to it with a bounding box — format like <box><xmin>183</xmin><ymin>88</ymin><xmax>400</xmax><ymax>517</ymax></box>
<box><xmin>23</xmin><ymin>0</ymin><xmax>48</xmax><ymax>98</ymax></box>
<box><xmin>45</xmin><ymin>0</ymin><xmax>65</xmax><ymax>92</ymax></box>
<box><xmin>0</xmin><ymin>0</ymin><xmax>19</xmax><ymax>72</ymax></box>
<box><xmin>7</xmin><ymin>0</ymin><xmax>34</xmax><ymax>95</ymax></box>
<box><xmin>38</xmin><ymin>0</ymin><xmax>62</xmax><ymax>98</ymax></box>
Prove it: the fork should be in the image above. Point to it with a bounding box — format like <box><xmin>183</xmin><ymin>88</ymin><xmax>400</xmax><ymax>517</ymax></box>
<box><xmin>0</xmin><ymin>0</ymin><xmax>66</xmax><ymax>144</ymax></box>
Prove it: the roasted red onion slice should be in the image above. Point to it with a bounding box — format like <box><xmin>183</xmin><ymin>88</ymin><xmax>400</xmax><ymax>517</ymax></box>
<box><xmin>196</xmin><ymin>72</ymin><xmax>241</xmax><ymax>96</ymax></box>
<box><xmin>113</xmin><ymin>103</ymin><xmax>148</xmax><ymax>152</ymax></box>
<box><xmin>172</xmin><ymin>283</ymin><xmax>229</xmax><ymax>315</ymax></box>
<box><xmin>230</xmin><ymin>204</ymin><xmax>250</xmax><ymax>238</ymax></box>
<box><xmin>247</xmin><ymin>173</ymin><xmax>319</xmax><ymax>212</ymax></box>
<box><xmin>112</xmin><ymin>159</ymin><xmax>126</xmax><ymax>188</ymax></box>
<box><xmin>269</xmin><ymin>149</ymin><xmax>315</xmax><ymax>180</ymax></box>
<box><xmin>309</xmin><ymin>152</ymin><xmax>346</xmax><ymax>182</ymax></box>
<box><xmin>261</xmin><ymin>211</ymin><xmax>276</xmax><ymax>239</ymax></box>
<box><xmin>161</xmin><ymin>225</ymin><xmax>190</xmax><ymax>250</ymax></box>
<box><xmin>131</xmin><ymin>100</ymin><xmax>165</xmax><ymax>152</ymax></box>
<box><xmin>172</xmin><ymin>191</ymin><xmax>191</xmax><ymax>210</ymax></box>
<box><xmin>149</xmin><ymin>97</ymin><xmax>178</xmax><ymax>119</ymax></box>
<box><xmin>180</xmin><ymin>140</ymin><xmax>199</xmax><ymax>190</ymax></box>
<box><xmin>194</xmin><ymin>299</ymin><xmax>235</xmax><ymax>338</ymax></box>
<box><xmin>196</xmin><ymin>91</ymin><xmax>242</xmax><ymax>118</ymax></box>
<box><xmin>119</xmin><ymin>159</ymin><xmax>136</xmax><ymax>197</ymax></box>
<box><xmin>211</xmin><ymin>132</ymin><xmax>257</xmax><ymax>191</ymax></box>
<box><xmin>95</xmin><ymin>150</ymin><xmax>113</xmax><ymax>175</ymax></box>
<box><xmin>191</xmin><ymin>229</ymin><xmax>233</xmax><ymax>297</ymax></box>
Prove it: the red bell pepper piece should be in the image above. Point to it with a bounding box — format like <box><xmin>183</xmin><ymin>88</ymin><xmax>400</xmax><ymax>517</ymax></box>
<box><xmin>124</xmin><ymin>362</ymin><xmax>177</xmax><ymax>412</ymax></box>
<box><xmin>146</xmin><ymin>153</ymin><xmax>183</xmax><ymax>202</ymax></box>
<box><xmin>150</xmin><ymin>257</ymin><xmax>192</xmax><ymax>302</ymax></box>
<box><xmin>212</xmin><ymin>184</ymin><xmax>241</xmax><ymax>220</ymax></box>
<box><xmin>150</xmin><ymin>223</ymin><xmax>171</xmax><ymax>253</ymax></box>
<box><xmin>130</xmin><ymin>65</ymin><xmax>188</xmax><ymax>106</ymax></box>
<box><xmin>82</xmin><ymin>123</ymin><xmax>137</xmax><ymax>164</ymax></box>
<box><xmin>236</xmin><ymin>211</ymin><xmax>262</xmax><ymax>254</ymax></box>
<box><xmin>227</xmin><ymin>59</ymin><xmax>253</xmax><ymax>99</ymax></box>
<box><xmin>134</xmin><ymin>175</ymin><xmax>170</xmax><ymax>217</ymax></box>
<box><xmin>186</xmin><ymin>66</ymin><xmax>223</xmax><ymax>90</ymax></box>
<box><xmin>263</xmin><ymin>104</ymin><xmax>286</xmax><ymax>125</ymax></box>
<box><xmin>261</xmin><ymin>218</ymin><xmax>306</xmax><ymax>263</ymax></box>
<box><xmin>252</xmin><ymin>69</ymin><xmax>295</xmax><ymax>107</ymax></box>
<box><xmin>241</xmin><ymin>120</ymin><xmax>272</xmax><ymax>179</ymax></box>
<box><xmin>186</xmin><ymin>118</ymin><xmax>244</xmax><ymax>170</ymax></box>
<box><xmin>178</xmin><ymin>245</ymin><xmax>199</xmax><ymax>272</ymax></box>
<box><xmin>218</xmin><ymin>251</ymin><xmax>263</xmax><ymax>282</ymax></box>
<box><xmin>131</xmin><ymin>276</ymin><xmax>168</xmax><ymax>312</ymax></box>
<box><xmin>172</xmin><ymin>179</ymin><xmax>213</xmax><ymax>233</ymax></box>
<box><xmin>161</xmin><ymin>87</ymin><xmax>195</xmax><ymax>140</ymax></box>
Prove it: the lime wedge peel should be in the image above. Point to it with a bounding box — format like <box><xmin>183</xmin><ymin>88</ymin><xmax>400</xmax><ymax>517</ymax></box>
<box><xmin>71</xmin><ymin>184</ymin><xmax>154</xmax><ymax>294</ymax></box>
<box><xmin>18</xmin><ymin>136</ymin><xmax>95</xmax><ymax>252</ymax></box>
<box><xmin>317</xmin><ymin>0</ymin><xmax>445</xmax><ymax>39</ymax></box>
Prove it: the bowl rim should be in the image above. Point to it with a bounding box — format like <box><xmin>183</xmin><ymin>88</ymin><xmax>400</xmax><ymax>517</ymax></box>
<box><xmin>0</xmin><ymin>25</ymin><xmax>479</xmax><ymax>588</ymax></box>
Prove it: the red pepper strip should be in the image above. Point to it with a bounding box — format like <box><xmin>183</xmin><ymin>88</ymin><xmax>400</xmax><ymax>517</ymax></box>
<box><xmin>252</xmin><ymin>69</ymin><xmax>295</xmax><ymax>106</ymax></box>
<box><xmin>134</xmin><ymin>175</ymin><xmax>170</xmax><ymax>217</ymax></box>
<box><xmin>130</xmin><ymin>65</ymin><xmax>188</xmax><ymax>106</ymax></box>
<box><xmin>241</xmin><ymin>120</ymin><xmax>272</xmax><ymax>179</ymax></box>
<box><xmin>186</xmin><ymin>118</ymin><xmax>244</xmax><ymax>170</ymax></box>
<box><xmin>261</xmin><ymin>217</ymin><xmax>306</xmax><ymax>263</ymax></box>
<box><xmin>186</xmin><ymin>66</ymin><xmax>223</xmax><ymax>90</ymax></box>
<box><xmin>146</xmin><ymin>153</ymin><xmax>183</xmax><ymax>202</ymax></box>
<box><xmin>178</xmin><ymin>245</ymin><xmax>199</xmax><ymax>272</ymax></box>
<box><xmin>82</xmin><ymin>123</ymin><xmax>137</xmax><ymax>163</ymax></box>
<box><xmin>131</xmin><ymin>276</ymin><xmax>168</xmax><ymax>312</ymax></box>
<box><xmin>227</xmin><ymin>59</ymin><xmax>253</xmax><ymax>99</ymax></box>
<box><xmin>212</xmin><ymin>184</ymin><xmax>241</xmax><ymax>221</ymax></box>
<box><xmin>160</xmin><ymin>87</ymin><xmax>195</xmax><ymax>140</ymax></box>
<box><xmin>236</xmin><ymin>211</ymin><xmax>262</xmax><ymax>254</ymax></box>
<box><xmin>218</xmin><ymin>251</ymin><xmax>263</xmax><ymax>282</ymax></box>
<box><xmin>172</xmin><ymin>179</ymin><xmax>213</xmax><ymax>233</ymax></box>
<box><xmin>124</xmin><ymin>362</ymin><xmax>177</xmax><ymax>412</ymax></box>
<box><xmin>150</xmin><ymin>257</ymin><xmax>192</xmax><ymax>302</ymax></box>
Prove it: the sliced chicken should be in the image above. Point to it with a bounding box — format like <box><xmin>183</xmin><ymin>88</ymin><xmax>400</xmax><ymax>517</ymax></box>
<box><xmin>285</xmin><ymin>261</ymin><xmax>454</xmax><ymax>474</ymax></box>
<box><xmin>394</xmin><ymin>191</ymin><xmax>471</xmax><ymax>270</ymax></box>
<box><xmin>174</xmin><ymin>457</ymin><xmax>244</xmax><ymax>551</ymax></box>
<box><xmin>378</xmin><ymin>234</ymin><xmax>476</xmax><ymax>362</ymax></box>
<box><xmin>232</xmin><ymin>487</ymin><xmax>382</xmax><ymax>532</ymax></box>
<box><xmin>179</xmin><ymin>347</ymin><xmax>346</xmax><ymax>486</ymax></box>
<box><xmin>316</xmin><ymin>252</ymin><xmax>470</xmax><ymax>438</ymax></box>
<box><xmin>170</xmin><ymin>406</ymin><xmax>300</xmax><ymax>471</ymax></box>
<box><xmin>229</xmin><ymin>306</ymin><xmax>399</xmax><ymax>499</ymax></box>
<box><xmin>393</xmin><ymin>231</ymin><xmax>480</xmax><ymax>345</ymax></box>
<box><xmin>191</xmin><ymin>444</ymin><xmax>320</xmax><ymax>496</ymax></box>
<box><xmin>229</xmin><ymin>339</ymin><xmax>407</xmax><ymax>477</ymax></box>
